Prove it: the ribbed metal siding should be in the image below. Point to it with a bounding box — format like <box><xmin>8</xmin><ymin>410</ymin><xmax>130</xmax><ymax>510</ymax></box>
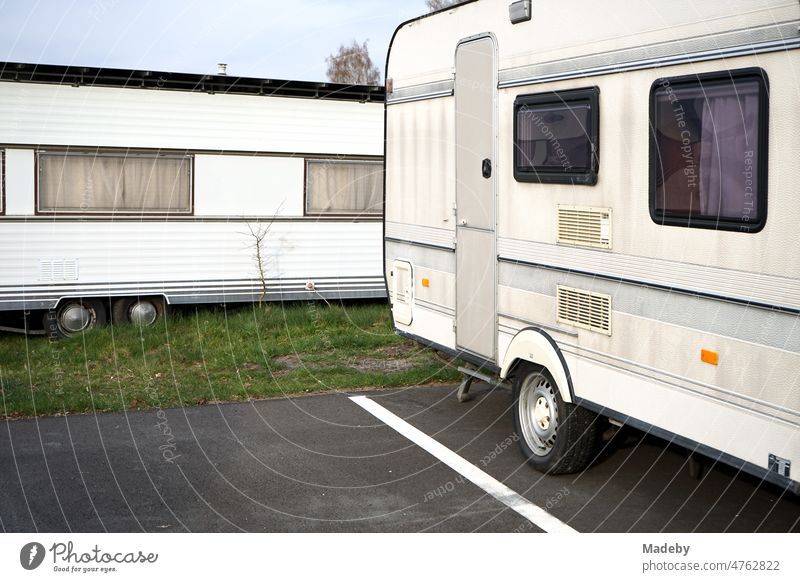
<box><xmin>0</xmin><ymin>83</ymin><xmax>383</xmax><ymax>155</ymax></box>
<box><xmin>0</xmin><ymin>221</ymin><xmax>384</xmax><ymax>308</ymax></box>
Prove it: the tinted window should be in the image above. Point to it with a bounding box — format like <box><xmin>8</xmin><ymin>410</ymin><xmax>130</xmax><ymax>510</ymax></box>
<box><xmin>514</xmin><ymin>88</ymin><xmax>599</xmax><ymax>185</ymax></box>
<box><xmin>650</xmin><ymin>69</ymin><xmax>768</xmax><ymax>232</ymax></box>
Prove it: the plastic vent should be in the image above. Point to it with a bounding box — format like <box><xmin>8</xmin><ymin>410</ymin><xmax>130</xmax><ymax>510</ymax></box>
<box><xmin>39</xmin><ymin>259</ymin><xmax>79</xmax><ymax>282</ymax></box>
<box><xmin>556</xmin><ymin>285</ymin><xmax>611</xmax><ymax>335</ymax></box>
<box><xmin>557</xmin><ymin>205</ymin><xmax>612</xmax><ymax>249</ymax></box>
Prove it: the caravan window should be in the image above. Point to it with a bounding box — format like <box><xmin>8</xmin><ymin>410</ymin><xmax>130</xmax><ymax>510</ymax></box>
<box><xmin>0</xmin><ymin>150</ymin><xmax>4</xmax><ymax>214</ymax></box>
<box><xmin>513</xmin><ymin>87</ymin><xmax>600</xmax><ymax>185</ymax></box>
<box><xmin>650</xmin><ymin>69</ymin><xmax>768</xmax><ymax>232</ymax></box>
<box><xmin>37</xmin><ymin>150</ymin><xmax>192</xmax><ymax>214</ymax></box>
<box><xmin>305</xmin><ymin>159</ymin><xmax>383</xmax><ymax>215</ymax></box>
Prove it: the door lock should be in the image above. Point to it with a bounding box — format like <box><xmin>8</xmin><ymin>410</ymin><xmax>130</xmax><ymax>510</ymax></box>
<box><xmin>481</xmin><ymin>158</ymin><xmax>492</xmax><ymax>179</ymax></box>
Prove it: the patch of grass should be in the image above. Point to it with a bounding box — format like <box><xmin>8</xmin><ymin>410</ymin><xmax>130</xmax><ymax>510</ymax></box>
<box><xmin>0</xmin><ymin>301</ymin><xmax>460</xmax><ymax>418</ymax></box>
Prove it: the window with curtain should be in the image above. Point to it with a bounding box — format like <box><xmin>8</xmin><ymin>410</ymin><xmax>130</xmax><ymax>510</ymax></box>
<box><xmin>0</xmin><ymin>150</ymin><xmax>4</xmax><ymax>214</ymax></box>
<box><xmin>305</xmin><ymin>159</ymin><xmax>383</xmax><ymax>215</ymax></box>
<box><xmin>38</xmin><ymin>150</ymin><xmax>192</xmax><ymax>214</ymax></box>
<box><xmin>650</xmin><ymin>69</ymin><xmax>768</xmax><ymax>232</ymax></box>
<box><xmin>513</xmin><ymin>87</ymin><xmax>600</xmax><ymax>185</ymax></box>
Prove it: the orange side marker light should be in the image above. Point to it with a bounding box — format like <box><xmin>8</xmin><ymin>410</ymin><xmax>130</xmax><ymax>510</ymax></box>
<box><xmin>701</xmin><ymin>349</ymin><xmax>719</xmax><ymax>366</ymax></box>
<box><xmin>421</xmin><ymin>278</ymin><xmax>430</xmax><ymax>288</ymax></box>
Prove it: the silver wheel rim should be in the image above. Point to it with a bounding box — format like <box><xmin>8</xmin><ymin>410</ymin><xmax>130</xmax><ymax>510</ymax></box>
<box><xmin>59</xmin><ymin>303</ymin><xmax>93</xmax><ymax>334</ymax></box>
<box><xmin>518</xmin><ymin>373</ymin><xmax>559</xmax><ymax>457</ymax></box>
<box><xmin>129</xmin><ymin>300</ymin><xmax>158</xmax><ymax>326</ymax></box>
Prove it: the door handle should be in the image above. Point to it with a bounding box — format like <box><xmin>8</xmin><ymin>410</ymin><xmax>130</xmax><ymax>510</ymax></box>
<box><xmin>481</xmin><ymin>158</ymin><xmax>492</xmax><ymax>179</ymax></box>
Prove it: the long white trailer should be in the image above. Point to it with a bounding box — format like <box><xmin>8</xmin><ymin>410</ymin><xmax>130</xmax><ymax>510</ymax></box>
<box><xmin>0</xmin><ymin>62</ymin><xmax>385</xmax><ymax>336</ymax></box>
<box><xmin>384</xmin><ymin>0</ymin><xmax>799</xmax><ymax>493</ymax></box>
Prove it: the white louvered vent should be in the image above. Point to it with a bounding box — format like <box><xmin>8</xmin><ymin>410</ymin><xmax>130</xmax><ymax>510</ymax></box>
<box><xmin>556</xmin><ymin>285</ymin><xmax>612</xmax><ymax>336</ymax></box>
<box><xmin>392</xmin><ymin>260</ymin><xmax>413</xmax><ymax>325</ymax></box>
<box><xmin>39</xmin><ymin>259</ymin><xmax>79</xmax><ymax>282</ymax></box>
<box><xmin>557</xmin><ymin>205</ymin><xmax>612</xmax><ymax>249</ymax></box>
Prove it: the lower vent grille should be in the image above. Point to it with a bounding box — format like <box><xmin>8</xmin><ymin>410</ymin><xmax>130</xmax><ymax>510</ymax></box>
<box><xmin>556</xmin><ymin>285</ymin><xmax>612</xmax><ymax>336</ymax></box>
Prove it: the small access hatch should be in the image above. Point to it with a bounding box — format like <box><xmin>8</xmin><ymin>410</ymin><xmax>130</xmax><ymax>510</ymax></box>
<box><xmin>392</xmin><ymin>260</ymin><xmax>413</xmax><ymax>325</ymax></box>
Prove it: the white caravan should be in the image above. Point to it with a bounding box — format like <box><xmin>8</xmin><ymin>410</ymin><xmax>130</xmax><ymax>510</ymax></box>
<box><xmin>384</xmin><ymin>0</ymin><xmax>799</xmax><ymax>493</ymax></box>
<box><xmin>0</xmin><ymin>62</ymin><xmax>384</xmax><ymax>336</ymax></box>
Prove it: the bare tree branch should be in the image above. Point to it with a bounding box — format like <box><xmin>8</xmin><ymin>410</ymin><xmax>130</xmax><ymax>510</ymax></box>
<box><xmin>425</xmin><ymin>0</ymin><xmax>468</xmax><ymax>12</ymax></box>
<box><xmin>246</xmin><ymin>223</ymin><xmax>272</xmax><ymax>306</ymax></box>
<box><xmin>325</xmin><ymin>40</ymin><xmax>381</xmax><ymax>85</ymax></box>
<box><xmin>243</xmin><ymin>202</ymin><xmax>285</xmax><ymax>307</ymax></box>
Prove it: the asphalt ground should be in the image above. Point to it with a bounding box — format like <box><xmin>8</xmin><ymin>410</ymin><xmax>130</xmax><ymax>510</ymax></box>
<box><xmin>1</xmin><ymin>383</ymin><xmax>798</xmax><ymax>532</ymax></box>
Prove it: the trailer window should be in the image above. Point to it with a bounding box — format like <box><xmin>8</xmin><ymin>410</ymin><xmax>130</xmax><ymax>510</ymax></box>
<box><xmin>305</xmin><ymin>159</ymin><xmax>383</xmax><ymax>215</ymax></box>
<box><xmin>650</xmin><ymin>69</ymin><xmax>768</xmax><ymax>232</ymax></box>
<box><xmin>513</xmin><ymin>87</ymin><xmax>599</xmax><ymax>185</ymax></box>
<box><xmin>37</xmin><ymin>150</ymin><xmax>192</xmax><ymax>214</ymax></box>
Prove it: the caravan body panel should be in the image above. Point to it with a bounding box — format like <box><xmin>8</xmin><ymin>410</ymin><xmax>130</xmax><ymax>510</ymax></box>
<box><xmin>0</xmin><ymin>65</ymin><xmax>386</xmax><ymax>310</ymax></box>
<box><xmin>384</xmin><ymin>0</ymin><xmax>800</xmax><ymax>492</ymax></box>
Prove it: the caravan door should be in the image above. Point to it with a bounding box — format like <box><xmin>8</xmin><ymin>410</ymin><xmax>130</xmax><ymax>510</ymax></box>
<box><xmin>454</xmin><ymin>35</ymin><xmax>497</xmax><ymax>362</ymax></box>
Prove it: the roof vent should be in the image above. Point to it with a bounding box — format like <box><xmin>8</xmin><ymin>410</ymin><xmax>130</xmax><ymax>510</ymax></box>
<box><xmin>217</xmin><ymin>63</ymin><xmax>227</xmax><ymax>75</ymax></box>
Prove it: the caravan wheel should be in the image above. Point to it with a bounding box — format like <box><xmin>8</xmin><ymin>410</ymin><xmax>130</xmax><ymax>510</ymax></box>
<box><xmin>111</xmin><ymin>297</ymin><xmax>166</xmax><ymax>327</ymax></box>
<box><xmin>46</xmin><ymin>299</ymin><xmax>107</xmax><ymax>338</ymax></box>
<box><xmin>513</xmin><ymin>364</ymin><xmax>601</xmax><ymax>474</ymax></box>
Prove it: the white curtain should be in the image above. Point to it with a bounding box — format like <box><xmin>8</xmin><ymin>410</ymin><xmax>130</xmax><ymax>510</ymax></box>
<box><xmin>699</xmin><ymin>83</ymin><xmax>760</xmax><ymax>221</ymax></box>
<box><xmin>306</xmin><ymin>160</ymin><xmax>383</xmax><ymax>214</ymax></box>
<box><xmin>39</xmin><ymin>152</ymin><xmax>191</xmax><ymax>212</ymax></box>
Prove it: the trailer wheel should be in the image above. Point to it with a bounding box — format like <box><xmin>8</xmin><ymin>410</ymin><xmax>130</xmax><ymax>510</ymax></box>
<box><xmin>513</xmin><ymin>363</ymin><xmax>601</xmax><ymax>474</ymax></box>
<box><xmin>111</xmin><ymin>297</ymin><xmax>166</xmax><ymax>327</ymax></box>
<box><xmin>45</xmin><ymin>299</ymin><xmax>107</xmax><ymax>338</ymax></box>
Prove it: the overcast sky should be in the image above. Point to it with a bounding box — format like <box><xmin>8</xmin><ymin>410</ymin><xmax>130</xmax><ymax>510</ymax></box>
<box><xmin>0</xmin><ymin>0</ymin><xmax>429</xmax><ymax>82</ymax></box>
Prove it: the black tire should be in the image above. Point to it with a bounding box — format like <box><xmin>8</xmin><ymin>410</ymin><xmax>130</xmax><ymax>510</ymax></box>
<box><xmin>512</xmin><ymin>363</ymin><xmax>601</xmax><ymax>475</ymax></box>
<box><xmin>111</xmin><ymin>296</ymin><xmax>166</xmax><ymax>327</ymax></box>
<box><xmin>44</xmin><ymin>298</ymin><xmax>107</xmax><ymax>339</ymax></box>
<box><xmin>110</xmin><ymin>298</ymin><xmax>132</xmax><ymax>325</ymax></box>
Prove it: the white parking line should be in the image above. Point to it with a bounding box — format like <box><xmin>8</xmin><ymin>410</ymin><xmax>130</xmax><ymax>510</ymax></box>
<box><xmin>350</xmin><ymin>395</ymin><xmax>577</xmax><ymax>533</ymax></box>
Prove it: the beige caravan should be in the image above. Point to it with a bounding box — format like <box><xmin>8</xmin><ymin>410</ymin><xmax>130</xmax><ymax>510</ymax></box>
<box><xmin>384</xmin><ymin>0</ymin><xmax>799</xmax><ymax>492</ymax></box>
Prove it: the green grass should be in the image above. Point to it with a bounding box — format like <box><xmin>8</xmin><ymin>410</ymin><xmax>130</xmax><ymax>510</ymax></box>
<box><xmin>0</xmin><ymin>301</ymin><xmax>461</xmax><ymax>418</ymax></box>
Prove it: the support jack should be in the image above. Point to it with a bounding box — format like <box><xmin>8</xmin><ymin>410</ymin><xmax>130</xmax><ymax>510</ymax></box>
<box><xmin>456</xmin><ymin>366</ymin><xmax>496</xmax><ymax>403</ymax></box>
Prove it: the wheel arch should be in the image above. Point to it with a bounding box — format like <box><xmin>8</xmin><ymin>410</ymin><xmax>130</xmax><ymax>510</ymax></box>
<box><xmin>45</xmin><ymin>296</ymin><xmax>107</xmax><ymax>337</ymax></box>
<box><xmin>500</xmin><ymin>327</ymin><xmax>574</xmax><ymax>404</ymax></box>
<box><xmin>111</xmin><ymin>295</ymin><xmax>168</xmax><ymax>326</ymax></box>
